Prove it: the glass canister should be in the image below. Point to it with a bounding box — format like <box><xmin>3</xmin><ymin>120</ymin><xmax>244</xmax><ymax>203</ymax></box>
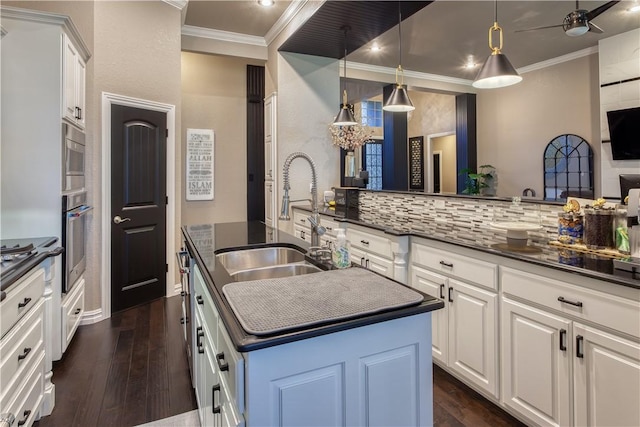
<box><xmin>583</xmin><ymin>207</ymin><xmax>614</xmax><ymax>249</ymax></box>
<box><xmin>557</xmin><ymin>212</ymin><xmax>583</xmax><ymax>244</ymax></box>
<box><xmin>614</xmin><ymin>204</ymin><xmax>630</xmax><ymax>254</ymax></box>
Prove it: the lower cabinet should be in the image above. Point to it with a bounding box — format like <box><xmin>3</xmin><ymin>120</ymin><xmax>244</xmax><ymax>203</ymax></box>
<box><xmin>61</xmin><ymin>277</ymin><xmax>84</xmax><ymax>353</ymax></box>
<box><xmin>349</xmin><ymin>245</ymin><xmax>393</xmax><ymax>278</ymax></box>
<box><xmin>190</xmin><ymin>264</ymin><xmax>434</xmax><ymax>426</ymax></box>
<box><xmin>502</xmin><ymin>266</ymin><xmax>640</xmax><ymax>427</ymax></box>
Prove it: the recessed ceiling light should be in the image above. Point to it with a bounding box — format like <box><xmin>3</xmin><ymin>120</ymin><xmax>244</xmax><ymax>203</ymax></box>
<box><xmin>628</xmin><ymin>4</ymin><xmax>640</xmax><ymax>12</ymax></box>
<box><xmin>464</xmin><ymin>56</ymin><xmax>478</xmax><ymax>69</ymax></box>
<box><xmin>258</xmin><ymin>0</ymin><xmax>274</xmax><ymax>7</ymax></box>
<box><xmin>370</xmin><ymin>43</ymin><xmax>381</xmax><ymax>52</ymax></box>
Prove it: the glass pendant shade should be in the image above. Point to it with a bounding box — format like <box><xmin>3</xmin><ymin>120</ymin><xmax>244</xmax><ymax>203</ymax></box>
<box><xmin>472</xmin><ymin>52</ymin><xmax>522</xmax><ymax>89</ymax></box>
<box><xmin>384</xmin><ymin>84</ymin><xmax>415</xmax><ymax>112</ymax></box>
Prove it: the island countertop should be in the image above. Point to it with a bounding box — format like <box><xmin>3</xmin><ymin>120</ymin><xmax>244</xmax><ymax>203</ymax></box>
<box><xmin>181</xmin><ymin>221</ymin><xmax>444</xmax><ymax>352</ymax></box>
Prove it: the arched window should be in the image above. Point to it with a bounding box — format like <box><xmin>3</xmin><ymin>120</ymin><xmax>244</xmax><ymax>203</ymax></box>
<box><xmin>543</xmin><ymin>134</ymin><xmax>593</xmax><ymax>201</ymax></box>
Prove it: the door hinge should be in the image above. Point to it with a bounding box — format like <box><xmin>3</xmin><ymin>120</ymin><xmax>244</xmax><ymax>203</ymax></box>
<box><xmin>166</xmin><ymin>128</ymin><xmax>169</xmax><ymax>138</ymax></box>
<box><xmin>166</xmin><ymin>263</ymin><xmax>169</xmax><ymax>273</ymax></box>
<box><xmin>166</xmin><ymin>196</ymin><xmax>168</xmax><ymax>205</ymax></box>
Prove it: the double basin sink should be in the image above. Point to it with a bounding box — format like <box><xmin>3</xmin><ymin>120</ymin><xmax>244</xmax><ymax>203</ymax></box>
<box><xmin>216</xmin><ymin>246</ymin><xmax>323</xmax><ymax>282</ymax></box>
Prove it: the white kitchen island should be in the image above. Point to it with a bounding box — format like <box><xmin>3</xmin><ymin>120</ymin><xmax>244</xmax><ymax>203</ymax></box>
<box><xmin>182</xmin><ymin>222</ymin><xmax>444</xmax><ymax>427</ymax></box>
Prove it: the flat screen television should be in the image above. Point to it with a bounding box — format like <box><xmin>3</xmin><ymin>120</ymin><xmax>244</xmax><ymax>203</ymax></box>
<box><xmin>607</xmin><ymin>107</ymin><xmax>640</xmax><ymax>160</ymax></box>
<box><xmin>620</xmin><ymin>174</ymin><xmax>640</xmax><ymax>203</ymax></box>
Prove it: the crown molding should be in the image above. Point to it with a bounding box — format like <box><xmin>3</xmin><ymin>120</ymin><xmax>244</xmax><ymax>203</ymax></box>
<box><xmin>518</xmin><ymin>46</ymin><xmax>599</xmax><ymax>75</ymax></box>
<box><xmin>264</xmin><ymin>0</ymin><xmax>310</xmax><ymax>46</ymax></box>
<box><xmin>0</xmin><ymin>6</ymin><xmax>91</xmax><ymax>60</ymax></box>
<box><xmin>347</xmin><ymin>61</ymin><xmax>474</xmax><ymax>87</ymax></box>
<box><xmin>163</xmin><ymin>0</ymin><xmax>188</xmax><ymax>10</ymax></box>
<box><xmin>181</xmin><ymin>25</ymin><xmax>267</xmax><ymax>47</ymax></box>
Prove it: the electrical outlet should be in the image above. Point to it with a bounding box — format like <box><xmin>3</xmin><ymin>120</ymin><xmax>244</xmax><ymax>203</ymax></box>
<box><xmin>434</xmin><ymin>199</ymin><xmax>445</xmax><ymax>209</ymax></box>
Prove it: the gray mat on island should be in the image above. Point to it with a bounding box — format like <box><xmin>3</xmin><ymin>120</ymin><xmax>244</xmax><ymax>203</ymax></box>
<box><xmin>222</xmin><ymin>267</ymin><xmax>424</xmax><ymax>336</ymax></box>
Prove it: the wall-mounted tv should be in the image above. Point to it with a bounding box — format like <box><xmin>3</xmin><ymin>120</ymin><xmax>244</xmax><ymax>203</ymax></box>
<box><xmin>607</xmin><ymin>107</ymin><xmax>640</xmax><ymax>160</ymax></box>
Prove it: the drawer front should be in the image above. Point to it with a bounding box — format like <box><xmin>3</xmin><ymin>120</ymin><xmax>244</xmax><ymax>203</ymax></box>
<box><xmin>1</xmin><ymin>348</ymin><xmax>44</xmax><ymax>427</ymax></box>
<box><xmin>0</xmin><ymin>267</ymin><xmax>45</xmax><ymax>338</ymax></box>
<box><xmin>293</xmin><ymin>225</ymin><xmax>310</xmax><ymax>243</ymax></box>
<box><xmin>501</xmin><ymin>267</ymin><xmax>640</xmax><ymax>338</ymax></box>
<box><xmin>0</xmin><ymin>298</ymin><xmax>44</xmax><ymax>394</ymax></box>
<box><xmin>194</xmin><ymin>268</ymin><xmax>219</xmax><ymax>350</ymax></box>
<box><xmin>320</xmin><ymin>217</ymin><xmax>339</xmax><ymax>237</ymax></box>
<box><xmin>292</xmin><ymin>210</ymin><xmax>310</xmax><ymax>229</ymax></box>
<box><xmin>220</xmin><ymin>375</ymin><xmax>245</xmax><ymax>427</ymax></box>
<box><xmin>411</xmin><ymin>243</ymin><xmax>497</xmax><ymax>290</ymax></box>
<box><xmin>347</xmin><ymin>227</ymin><xmax>392</xmax><ymax>259</ymax></box>
<box><xmin>216</xmin><ymin>324</ymin><xmax>245</xmax><ymax>414</ymax></box>
<box><xmin>62</xmin><ymin>278</ymin><xmax>85</xmax><ymax>353</ymax></box>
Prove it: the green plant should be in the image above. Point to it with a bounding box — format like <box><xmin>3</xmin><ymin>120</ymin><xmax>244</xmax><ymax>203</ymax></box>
<box><xmin>459</xmin><ymin>165</ymin><xmax>495</xmax><ymax>195</ymax></box>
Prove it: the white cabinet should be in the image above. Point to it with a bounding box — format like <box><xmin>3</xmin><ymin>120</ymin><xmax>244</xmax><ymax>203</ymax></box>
<box><xmin>62</xmin><ymin>33</ymin><xmax>86</xmax><ymax>129</ymax></box>
<box><xmin>190</xmin><ymin>262</ymin><xmax>434</xmax><ymax>426</ymax></box>
<box><xmin>501</xmin><ymin>267</ymin><xmax>640</xmax><ymax>427</ymax></box>
<box><xmin>0</xmin><ymin>266</ymin><xmax>46</xmax><ymax>427</ymax></box>
<box><xmin>60</xmin><ymin>277</ymin><xmax>84</xmax><ymax>354</ymax></box>
<box><xmin>347</xmin><ymin>223</ymin><xmax>408</xmax><ymax>282</ymax></box>
<box><xmin>410</xmin><ymin>239</ymin><xmax>499</xmax><ymax>398</ymax></box>
<box><xmin>291</xmin><ymin>208</ymin><xmax>339</xmax><ymax>248</ymax></box>
<box><xmin>264</xmin><ymin>92</ymin><xmax>277</xmax><ymax>227</ymax></box>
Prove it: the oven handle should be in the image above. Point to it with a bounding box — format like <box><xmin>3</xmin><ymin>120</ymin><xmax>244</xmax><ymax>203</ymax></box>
<box><xmin>176</xmin><ymin>250</ymin><xmax>190</xmax><ymax>275</ymax></box>
<box><xmin>67</xmin><ymin>206</ymin><xmax>93</xmax><ymax>218</ymax></box>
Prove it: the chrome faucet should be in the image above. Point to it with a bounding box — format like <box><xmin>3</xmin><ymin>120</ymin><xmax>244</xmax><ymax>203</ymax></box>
<box><xmin>279</xmin><ymin>152</ymin><xmax>326</xmax><ymax>248</ymax></box>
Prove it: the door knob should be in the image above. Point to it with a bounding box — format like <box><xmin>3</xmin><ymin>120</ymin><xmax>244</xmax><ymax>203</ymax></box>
<box><xmin>113</xmin><ymin>215</ymin><xmax>131</xmax><ymax>224</ymax></box>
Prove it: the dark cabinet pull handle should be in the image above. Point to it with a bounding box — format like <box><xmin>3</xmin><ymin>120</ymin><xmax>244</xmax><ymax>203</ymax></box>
<box><xmin>196</xmin><ymin>295</ymin><xmax>204</xmax><ymax>305</ymax></box>
<box><xmin>180</xmin><ymin>317</ymin><xmax>185</xmax><ymax>324</ymax></box>
<box><xmin>360</xmin><ymin>257</ymin><xmax>365</xmax><ymax>266</ymax></box>
<box><xmin>439</xmin><ymin>284</ymin><xmax>445</xmax><ymax>299</ymax></box>
<box><xmin>180</xmin><ymin>291</ymin><xmax>186</xmax><ymax>297</ymax></box>
<box><xmin>557</xmin><ymin>296</ymin><xmax>583</xmax><ymax>307</ymax></box>
<box><xmin>360</xmin><ymin>240</ymin><xmax>369</xmax><ymax>245</ymax></box>
<box><xmin>439</xmin><ymin>261</ymin><xmax>453</xmax><ymax>268</ymax></box>
<box><xmin>365</xmin><ymin>259</ymin><xmax>370</xmax><ymax>268</ymax></box>
<box><xmin>78</xmin><ymin>107</ymin><xmax>82</xmax><ymax>120</ymax></box>
<box><xmin>216</xmin><ymin>352</ymin><xmax>229</xmax><ymax>371</ymax></box>
<box><xmin>559</xmin><ymin>329</ymin><xmax>567</xmax><ymax>351</ymax></box>
<box><xmin>448</xmin><ymin>287</ymin><xmax>454</xmax><ymax>303</ymax></box>
<box><xmin>576</xmin><ymin>335</ymin><xmax>584</xmax><ymax>358</ymax></box>
<box><xmin>74</xmin><ymin>106</ymin><xmax>79</xmax><ymax>119</ymax></box>
<box><xmin>326</xmin><ymin>227</ymin><xmax>333</xmax><ymax>231</ymax></box>
<box><xmin>18</xmin><ymin>297</ymin><xmax>31</xmax><ymax>309</ymax></box>
<box><xmin>196</xmin><ymin>326</ymin><xmax>204</xmax><ymax>349</ymax></box>
<box><xmin>212</xmin><ymin>384</ymin><xmax>221</xmax><ymax>414</ymax></box>
<box><xmin>17</xmin><ymin>410</ymin><xmax>31</xmax><ymax>426</ymax></box>
<box><xmin>18</xmin><ymin>347</ymin><xmax>32</xmax><ymax>361</ymax></box>
<box><xmin>74</xmin><ymin>308</ymin><xmax>82</xmax><ymax>315</ymax></box>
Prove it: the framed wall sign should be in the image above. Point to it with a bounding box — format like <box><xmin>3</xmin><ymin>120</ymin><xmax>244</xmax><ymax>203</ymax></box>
<box><xmin>409</xmin><ymin>136</ymin><xmax>424</xmax><ymax>190</ymax></box>
<box><xmin>186</xmin><ymin>128</ymin><xmax>214</xmax><ymax>201</ymax></box>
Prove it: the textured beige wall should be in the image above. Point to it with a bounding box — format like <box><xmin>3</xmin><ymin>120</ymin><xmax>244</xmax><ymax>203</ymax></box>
<box><xmin>408</xmin><ymin>91</ymin><xmax>456</xmax><ymax>139</ymax></box>
<box><xmin>181</xmin><ymin>52</ymin><xmax>265</xmax><ymax>226</ymax></box>
<box><xmin>433</xmin><ymin>135</ymin><xmax>457</xmax><ymax>193</ymax></box>
<box><xmin>477</xmin><ymin>54</ymin><xmax>600</xmax><ymax>199</ymax></box>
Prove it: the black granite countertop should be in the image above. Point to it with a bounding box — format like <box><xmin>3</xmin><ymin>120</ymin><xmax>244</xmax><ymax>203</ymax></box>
<box><xmin>1</xmin><ymin>236</ymin><xmax>63</xmax><ymax>301</ymax></box>
<box><xmin>294</xmin><ymin>205</ymin><xmax>640</xmax><ymax>289</ymax></box>
<box><xmin>181</xmin><ymin>222</ymin><xmax>444</xmax><ymax>352</ymax></box>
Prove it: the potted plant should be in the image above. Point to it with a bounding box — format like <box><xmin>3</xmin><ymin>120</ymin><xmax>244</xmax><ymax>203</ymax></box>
<box><xmin>459</xmin><ymin>165</ymin><xmax>496</xmax><ymax>195</ymax></box>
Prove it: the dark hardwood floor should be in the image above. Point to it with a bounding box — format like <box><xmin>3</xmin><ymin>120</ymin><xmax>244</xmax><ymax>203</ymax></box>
<box><xmin>35</xmin><ymin>296</ymin><xmax>196</xmax><ymax>427</ymax></box>
<box><xmin>36</xmin><ymin>295</ymin><xmax>525</xmax><ymax>427</ymax></box>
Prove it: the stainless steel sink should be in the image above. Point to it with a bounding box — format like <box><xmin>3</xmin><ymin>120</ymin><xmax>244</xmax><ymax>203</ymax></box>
<box><xmin>216</xmin><ymin>246</ymin><xmax>307</xmax><ymax>275</ymax></box>
<box><xmin>230</xmin><ymin>263</ymin><xmax>322</xmax><ymax>282</ymax></box>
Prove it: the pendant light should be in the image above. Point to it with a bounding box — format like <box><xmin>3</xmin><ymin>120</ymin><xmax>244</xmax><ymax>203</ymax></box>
<box><xmin>333</xmin><ymin>26</ymin><xmax>357</xmax><ymax>127</ymax></box>
<box><xmin>383</xmin><ymin>1</ymin><xmax>415</xmax><ymax>112</ymax></box>
<box><xmin>472</xmin><ymin>0</ymin><xmax>522</xmax><ymax>89</ymax></box>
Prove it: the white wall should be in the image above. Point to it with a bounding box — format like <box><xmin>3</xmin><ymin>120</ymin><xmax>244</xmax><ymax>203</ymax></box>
<box><xmin>598</xmin><ymin>28</ymin><xmax>640</xmax><ymax>199</ymax></box>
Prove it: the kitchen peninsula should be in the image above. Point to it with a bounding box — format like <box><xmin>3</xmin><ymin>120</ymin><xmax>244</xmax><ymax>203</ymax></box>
<box><xmin>181</xmin><ymin>221</ymin><xmax>444</xmax><ymax>426</ymax></box>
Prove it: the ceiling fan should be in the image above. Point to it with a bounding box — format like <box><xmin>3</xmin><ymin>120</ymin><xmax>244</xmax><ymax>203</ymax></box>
<box><xmin>516</xmin><ymin>1</ymin><xmax>620</xmax><ymax>37</ymax></box>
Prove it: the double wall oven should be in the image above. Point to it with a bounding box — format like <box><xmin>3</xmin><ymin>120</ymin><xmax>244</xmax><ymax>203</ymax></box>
<box><xmin>61</xmin><ymin>123</ymin><xmax>91</xmax><ymax>294</ymax></box>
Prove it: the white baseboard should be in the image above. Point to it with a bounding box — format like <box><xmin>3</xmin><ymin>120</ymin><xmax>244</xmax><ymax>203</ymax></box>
<box><xmin>80</xmin><ymin>308</ymin><xmax>105</xmax><ymax>325</ymax></box>
<box><xmin>173</xmin><ymin>282</ymin><xmax>182</xmax><ymax>295</ymax></box>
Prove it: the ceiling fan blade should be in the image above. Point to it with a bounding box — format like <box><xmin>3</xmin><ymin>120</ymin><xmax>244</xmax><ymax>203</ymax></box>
<box><xmin>515</xmin><ymin>23</ymin><xmax>565</xmax><ymax>33</ymax></box>
<box><xmin>586</xmin><ymin>1</ymin><xmax>619</xmax><ymax>20</ymax></box>
<box><xmin>588</xmin><ymin>21</ymin><xmax>604</xmax><ymax>33</ymax></box>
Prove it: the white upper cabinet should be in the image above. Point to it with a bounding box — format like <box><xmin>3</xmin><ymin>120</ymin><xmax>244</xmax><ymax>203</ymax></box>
<box><xmin>62</xmin><ymin>33</ymin><xmax>86</xmax><ymax>129</ymax></box>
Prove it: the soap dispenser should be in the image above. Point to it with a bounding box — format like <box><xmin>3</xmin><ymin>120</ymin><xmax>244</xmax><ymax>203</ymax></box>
<box><xmin>332</xmin><ymin>228</ymin><xmax>350</xmax><ymax>269</ymax></box>
<box><xmin>627</xmin><ymin>188</ymin><xmax>640</xmax><ymax>258</ymax></box>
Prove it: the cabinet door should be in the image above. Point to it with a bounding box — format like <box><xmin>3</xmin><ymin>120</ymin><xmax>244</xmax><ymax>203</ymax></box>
<box><xmin>349</xmin><ymin>245</ymin><xmax>366</xmax><ymax>267</ymax></box>
<box><xmin>62</xmin><ymin>34</ymin><xmax>78</xmax><ymax>123</ymax></box>
<box><xmin>364</xmin><ymin>251</ymin><xmax>393</xmax><ymax>279</ymax></box>
<box><xmin>264</xmin><ymin>139</ymin><xmax>273</xmax><ymax>180</ymax></box>
<box><xmin>75</xmin><ymin>55</ymin><xmax>86</xmax><ymax>128</ymax></box>
<box><xmin>411</xmin><ymin>266</ymin><xmax>448</xmax><ymax>364</ymax></box>
<box><xmin>574</xmin><ymin>323</ymin><xmax>640</xmax><ymax>427</ymax></box>
<box><xmin>264</xmin><ymin>181</ymin><xmax>273</xmax><ymax>227</ymax></box>
<box><xmin>448</xmin><ymin>279</ymin><xmax>498</xmax><ymax>398</ymax></box>
<box><xmin>501</xmin><ymin>298</ymin><xmax>571</xmax><ymax>427</ymax></box>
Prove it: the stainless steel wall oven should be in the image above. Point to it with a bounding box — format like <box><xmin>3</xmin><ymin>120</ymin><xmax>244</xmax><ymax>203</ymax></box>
<box><xmin>61</xmin><ymin>191</ymin><xmax>91</xmax><ymax>294</ymax></box>
<box><xmin>62</xmin><ymin>123</ymin><xmax>85</xmax><ymax>193</ymax></box>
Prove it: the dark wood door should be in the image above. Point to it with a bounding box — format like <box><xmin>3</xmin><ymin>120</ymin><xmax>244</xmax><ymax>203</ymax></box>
<box><xmin>111</xmin><ymin>104</ymin><xmax>167</xmax><ymax>313</ymax></box>
<box><xmin>433</xmin><ymin>153</ymin><xmax>441</xmax><ymax>193</ymax></box>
